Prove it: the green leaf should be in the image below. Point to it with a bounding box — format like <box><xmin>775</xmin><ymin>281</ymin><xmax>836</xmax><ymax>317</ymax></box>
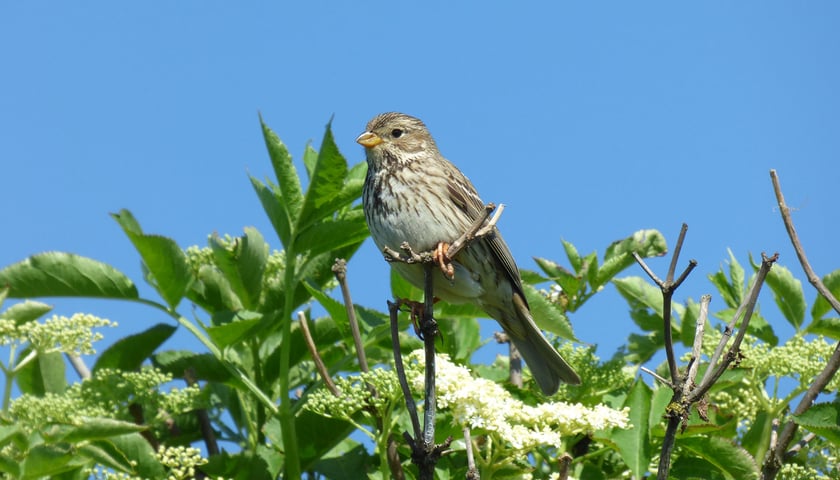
<box><xmin>93</xmin><ymin>323</ymin><xmax>177</xmax><ymax>373</ymax></box>
<box><xmin>708</xmin><ymin>250</ymin><xmax>745</xmax><ymax>309</ymax></box>
<box><xmin>678</xmin><ymin>436</ymin><xmax>759</xmax><ymax>480</ymax></box>
<box><xmin>62</xmin><ymin>418</ymin><xmax>147</xmax><ymax>443</ymax></box>
<box><xmin>611</xmin><ymin>377</ymin><xmax>652</xmax><ymax>479</ymax></box>
<box><xmin>112</xmin><ymin>209</ymin><xmax>192</xmax><ymax>308</ymax></box>
<box><xmin>437</xmin><ymin>314</ymin><xmax>481</xmax><ymax>364</ymax></box>
<box><xmin>562</xmin><ymin>238</ymin><xmax>583</xmax><ymax>273</ymax></box>
<box><xmin>760</xmin><ymin>262</ymin><xmax>805</xmax><ymax>330</ymax></box>
<box><xmin>20</xmin><ymin>444</ymin><xmax>75</xmax><ymax>478</ymax></box>
<box><xmin>295</xmin><ymin>208</ymin><xmax>370</xmax><ymax>258</ymax></box>
<box><xmin>78</xmin><ymin>443</ymin><xmax>130</xmax><ymax>473</ymax></box>
<box><xmin>0</xmin><ymin>252</ymin><xmax>138</xmax><ymax>299</ymax></box>
<box><xmin>523</xmin><ymin>284</ymin><xmax>577</xmax><ymax>341</ymax></box>
<box><xmin>250</xmin><ymin>177</ymin><xmax>292</xmax><ymax>247</ymax></box>
<box><xmin>791</xmin><ymin>402</ymin><xmax>840</xmax><ymax>433</ymax></box>
<box><xmin>152</xmin><ymin>350</ymin><xmax>231</xmax><ymax>383</ymax></box>
<box><xmin>0</xmin><ymin>300</ymin><xmax>52</xmax><ymax>325</ymax></box>
<box><xmin>304</xmin><ymin>283</ymin><xmax>351</xmax><ymax>341</ymax></box>
<box><xmin>17</xmin><ymin>350</ymin><xmax>66</xmax><ymax>396</ymax></box>
<box><xmin>625</xmin><ymin>331</ymin><xmax>663</xmax><ymax>364</ymax></box>
<box><xmin>206</xmin><ymin>310</ymin><xmax>264</xmax><ymax>348</ymax></box>
<box><xmin>597</xmin><ymin>229</ymin><xmax>667</xmax><ymax>288</ymax></box>
<box><xmin>190</xmin><ymin>264</ymin><xmax>244</xmax><ymax>312</ymax></box>
<box><xmin>807</xmin><ymin>316</ymin><xmax>840</xmax><ymax>340</ymax></box>
<box><xmin>613</xmin><ymin>276</ymin><xmax>665</xmax><ymax>318</ymax></box>
<box><xmin>260</xmin><ymin>115</ymin><xmax>303</xmax><ymax>223</ymax></box>
<box><xmin>297</xmin><ymin>122</ymin><xmax>356</xmax><ymax>231</ymax></box>
<box><xmin>209</xmin><ymin>227</ymin><xmax>269</xmax><ymax>310</ymax></box>
<box><xmin>105</xmin><ymin>433</ymin><xmax>166</xmax><ymax>478</ymax></box>
<box><xmin>812</xmin><ymin>269</ymin><xmax>840</xmax><ymax>321</ymax></box>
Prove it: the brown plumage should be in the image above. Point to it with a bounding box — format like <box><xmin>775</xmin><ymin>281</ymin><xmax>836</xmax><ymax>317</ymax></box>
<box><xmin>358</xmin><ymin>112</ymin><xmax>580</xmax><ymax>394</ymax></box>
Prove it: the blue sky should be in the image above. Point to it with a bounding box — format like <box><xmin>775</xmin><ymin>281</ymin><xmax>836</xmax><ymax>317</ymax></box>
<box><xmin>2</xmin><ymin>2</ymin><xmax>838</xmax><ymax>377</ymax></box>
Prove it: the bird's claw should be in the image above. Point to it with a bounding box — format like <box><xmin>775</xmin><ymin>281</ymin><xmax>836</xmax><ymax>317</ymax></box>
<box><xmin>434</xmin><ymin>241</ymin><xmax>455</xmax><ymax>280</ymax></box>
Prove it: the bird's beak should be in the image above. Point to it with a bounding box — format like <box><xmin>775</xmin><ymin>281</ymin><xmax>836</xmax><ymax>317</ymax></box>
<box><xmin>356</xmin><ymin>131</ymin><xmax>383</xmax><ymax>148</ymax></box>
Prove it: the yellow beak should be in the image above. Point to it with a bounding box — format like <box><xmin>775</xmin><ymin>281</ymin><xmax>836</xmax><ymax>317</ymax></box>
<box><xmin>356</xmin><ymin>131</ymin><xmax>383</xmax><ymax>148</ymax></box>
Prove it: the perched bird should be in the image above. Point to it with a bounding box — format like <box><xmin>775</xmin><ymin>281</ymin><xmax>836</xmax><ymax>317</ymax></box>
<box><xmin>357</xmin><ymin>112</ymin><xmax>581</xmax><ymax>394</ymax></box>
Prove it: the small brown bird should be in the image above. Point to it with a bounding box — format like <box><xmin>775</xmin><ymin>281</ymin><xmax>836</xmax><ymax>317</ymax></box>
<box><xmin>357</xmin><ymin>112</ymin><xmax>580</xmax><ymax>394</ymax></box>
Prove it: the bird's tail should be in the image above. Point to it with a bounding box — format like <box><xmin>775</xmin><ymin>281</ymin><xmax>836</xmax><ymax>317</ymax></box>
<box><xmin>503</xmin><ymin>293</ymin><xmax>581</xmax><ymax>395</ymax></box>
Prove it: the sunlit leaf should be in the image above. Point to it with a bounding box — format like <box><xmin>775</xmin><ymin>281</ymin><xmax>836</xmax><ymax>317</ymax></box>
<box><xmin>610</xmin><ymin>378</ymin><xmax>652</xmax><ymax>479</ymax></box>
<box><xmin>94</xmin><ymin>323</ymin><xmax>177</xmax><ymax>373</ymax></box>
<box><xmin>0</xmin><ymin>252</ymin><xmax>138</xmax><ymax>299</ymax></box>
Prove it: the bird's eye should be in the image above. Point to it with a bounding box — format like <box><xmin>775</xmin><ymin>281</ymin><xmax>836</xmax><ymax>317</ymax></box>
<box><xmin>391</xmin><ymin>128</ymin><xmax>404</xmax><ymax>138</ymax></box>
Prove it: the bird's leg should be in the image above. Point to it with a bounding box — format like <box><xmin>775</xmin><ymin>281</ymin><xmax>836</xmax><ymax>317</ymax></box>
<box><xmin>433</xmin><ymin>241</ymin><xmax>455</xmax><ymax>280</ymax></box>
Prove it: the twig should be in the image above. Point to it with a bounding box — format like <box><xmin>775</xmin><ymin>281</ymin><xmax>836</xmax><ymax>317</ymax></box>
<box><xmin>558</xmin><ymin>453</ymin><xmax>573</xmax><ymax>480</ymax></box>
<box><xmin>640</xmin><ymin>366</ymin><xmax>674</xmax><ymax>388</ymax></box>
<box><xmin>333</xmin><ymin>259</ymin><xmax>370</xmax><ymax>374</ymax></box>
<box><xmin>633</xmin><ymin>224</ymin><xmax>697</xmax><ymax>384</ymax></box>
<box><xmin>688</xmin><ymin>253</ymin><xmax>777</xmax><ymax>403</ymax></box>
<box><xmin>464</xmin><ymin>426</ymin><xmax>479</xmax><ymax>480</ymax></box>
<box><xmin>446</xmin><ymin>203</ymin><xmax>500</xmax><ymax>259</ymax></box>
<box><xmin>185</xmin><ymin>367</ymin><xmax>219</xmax><ymax>456</ymax></box>
<box><xmin>65</xmin><ymin>353</ymin><xmax>91</xmax><ymax>380</ymax></box>
<box><xmin>389</xmin><ymin>300</ymin><xmax>423</xmax><ymax>440</ymax></box>
<box><xmin>298</xmin><ymin>311</ymin><xmax>340</xmax><ymax>396</ymax></box>
<box><xmin>494</xmin><ymin>332</ymin><xmax>523</xmax><ymax>388</ymax></box>
<box><xmin>686</xmin><ymin>295</ymin><xmax>712</xmax><ymax>386</ymax></box>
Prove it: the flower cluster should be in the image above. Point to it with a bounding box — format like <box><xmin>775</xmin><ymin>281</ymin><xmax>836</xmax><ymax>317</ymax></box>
<box><xmin>0</xmin><ymin>312</ymin><xmax>114</xmax><ymax>355</ymax></box>
<box><xmin>305</xmin><ymin>368</ymin><xmax>400</xmax><ymax>421</ymax></box>
<box><xmin>405</xmin><ymin>350</ymin><xmax>629</xmax><ymax>452</ymax></box>
<box><xmin>9</xmin><ymin>367</ymin><xmax>200</xmax><ymax>429</ymax></box>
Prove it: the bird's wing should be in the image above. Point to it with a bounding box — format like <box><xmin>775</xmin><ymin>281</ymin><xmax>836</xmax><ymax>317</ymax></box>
<box><xmin>445</xmin><ymin>165</ymin><xmax>529</xmax><ymax>306</ymax></box>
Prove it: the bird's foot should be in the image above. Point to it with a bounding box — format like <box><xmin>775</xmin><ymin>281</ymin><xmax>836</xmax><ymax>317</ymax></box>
<box><xmin>433</xmin><ymin>241</ymin><xmax>455</xmax><ymax>280</ymax></box>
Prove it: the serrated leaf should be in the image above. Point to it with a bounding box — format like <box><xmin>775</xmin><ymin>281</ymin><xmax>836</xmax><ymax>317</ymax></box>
<box><xmin>761</xmin><ymin>263</ymin><xmax>805</xmax><ymax>330</ymax></box>
<box><xmin>94</xmin><ymin>323</ymin><xmax>177</xmax><ymax>373</ymax></box>
<box><xmin>297</xmin><ymin>121</ymin><xmax>353</xmax><ymax>231</ymax></box>
<box><xmin>209</xmin><ymin>228</ymin><xmax>269</xmax><ymax>310</ymax></box>
<box><xmin>63</xmin><ymin>418</ymin><xmax>147</xmax><ymax>443</ymax></box>
<box><xmin>190</xmin><ymin>264</ymin><xmax>244</xmax><ymax>312</ymax></box>
<box><xmin>260</xmin><ymin>116</ymin><xmax>303</xmax><ymax>223</ymax></box>
<box><xmin>20</xmin><ymin>444</ymin><xmax>74</xmax><ymax>477</ymax></box>
<box><xmin>0</xmin><ymin>300</ymin><xmax>52</xmax><ymax>325</ymax></box>
<box><xmin>562</xmin><ymin>239</ymin><xmax>582</xmax><ymax>273</ymax></box>
<box><xmin>250</xmin><ymin>177</ymin><xmax>292</xmax><ymax>248</ymax></box>
<box><xmin>613</xmin><ymin>277</ymin><xmax>665</xmax><ymax>318</ymax></box>
<box><xmin>611</xmin><ymin>378</ymin><xmax>652</xmax><ymax>479</ymax></box>
<box><xmin>812</xmin><ymin>269</ymin><xmax>840</xmax><ymax>321</ymax></box>
<box><xmin>295</xmin><ymin>209</ymin><xmax>370</xmax><ymax>258</ymax></box>
<box><xmin>523</xmin><ymin>284</ymin><xmax>577</xmax><ymax>341</ymax></box>
<box><xmin>625</xmin><ymin>331</ymin><xmax>663</xmax><ymax>364</ymax></box>
<box><xmin>791</xmin><ymin>402</ymin><xmax>840</xmax><ymax>430</ymax></box>
<box><xmin>112</xmin><ymin>209</ymin><xmax>192</xmax><ymax>308</ymax></box>
<box><xmin>678</xmin><ymin>436</ymin><xmax>759</xmax><ymax>480</ymax></box>
<box><xmin>206</xmin><ymin>310</ymin><xmax>264</xmax><ymax>348</ymax></box>
<box><xmin>0</xmin><ymin>252</ymin><xmax>138</xmax><ymax>299</ymax></box>
<box><xmin>106</xmin><ymin>433</ymin><xmax>166</xmax><ymax>478</ymax></box>
<box><xmin>598</xmin><ymin>229</ymin><xmax>668</xmax><ymax>287</ymax></box>
<box><xmin>807</xmin><ymin>316</ymin><xmax>840</xmax><ymax>340</ymax></box>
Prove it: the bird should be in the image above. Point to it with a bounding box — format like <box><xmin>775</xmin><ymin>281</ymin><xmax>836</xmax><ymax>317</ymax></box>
<box><xmin>357</xmin><ymin>112</ymin><xmax>580</xmax><ymax>395</ymax></box>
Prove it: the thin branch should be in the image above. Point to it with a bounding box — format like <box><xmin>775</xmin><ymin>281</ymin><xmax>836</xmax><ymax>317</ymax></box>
<box><xmin>690</xmin><ymin>253</ymin><xmax>777</xmax><ymax>403</ymax></box>
<box><xmin>446</xmin><ymin>203</ymin><xmax>500</xmax><ymax>260</ymax></box>
<box><xmin>298</xmin><ymin>310</ymin><xmax>340</xmax><ymax>396</ymax></box>
<box><xmin>65</xmin><ymin>353</ymin><xmax>91</xmax><ymax>380</ymax></box>
<box><xmin>762</xmin><ymin>170</ymin><xmax>840</xmax><ymax>480</ymax></box>
<box><xmin>389</xmin><ymin>300</ymin><xmax>423</xmax><ymax>440</ymax></box>
<box><xmin>464</xmin><ymin>426</ymin><xmax>479</xmax><ymax>480</ymax></box>
<box><xmin>770</xmin><ymin>170</ymin><xmax>840</xmax><ymax>314</ymax></box>
<box><xmin>640</xmin><ymin>366</ymin><xmax>674</xmax><ymax>388</ymax></box>
<box><xmin>686</xmin><ymin>295</ymin><xmax>712</xmax><ymax>387</ymax></box>
<box><xmin>667</xmin><ymin>223</ymin><xmax>689</xmax><ymax>283</ymax></box>
<box><xmin>333</xmin><ymin>259</ymin><xmax>370</xmax><ymax>373</ymax></box>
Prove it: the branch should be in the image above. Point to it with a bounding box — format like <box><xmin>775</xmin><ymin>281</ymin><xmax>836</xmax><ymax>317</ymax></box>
<box><xmin>298</xmin><ymin>311</ymin><xmax>340</xmax><ymax>396</ymax></box>
<box><xmin>185</xmin><ymin>367</ymin><xmax>219</xmax><ymax>456</ymax></box>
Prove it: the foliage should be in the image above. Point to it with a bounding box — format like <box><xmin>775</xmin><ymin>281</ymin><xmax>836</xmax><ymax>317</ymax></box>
<box><xmin>0</xmin><ymin>119</ymin><xmax>837</xmax><ymax>479</ymax></box>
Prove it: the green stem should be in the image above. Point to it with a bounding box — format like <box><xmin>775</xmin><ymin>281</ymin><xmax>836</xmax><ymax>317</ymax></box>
<box><xmin>279</xmin><ymin>243</ymin><xmax>301</xmax><ymax>478</ymax></box>
<box><xmin>2</xmin><ymin>344</ymin><xmax>16</xmax><ymax>411</ymax></box>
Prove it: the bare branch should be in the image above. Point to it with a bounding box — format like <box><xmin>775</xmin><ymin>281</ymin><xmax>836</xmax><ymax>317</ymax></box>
<box><xmin>666</xmin><ymin>223</ymin><xmax>689</xmax><ymax>283</ymax></box>
<box><xmin>686</xmin><ymin>295</ymin><xmax>712</xmax><ymax>387</ymax></box>
<box><xmin>640</xmin><ymin>366</ymin><xmax>674</xmax><ymax>388</ymax></box>
<box><xmin>389</xmin><ymin>300</ymin><xmax>423</xmax><ymax>440</ymax></box>
<box><xmin>464</xmin><ymin>426</ymin><xmax>479</xmax><ymax>480</ymax></box>
<box><xmin>185</xmin><ymin>367</ymin><xmax>219</xmax><ymax>456</ymax></box>
<box><xmin>332</xmin><ymin>259</ymin><xmax>370</xmax><ymax>374</ymax></box>
<box><xmin>298</xmin><ymin>311</ymin><xmax>340</xmax><ymax>396</ymax></box>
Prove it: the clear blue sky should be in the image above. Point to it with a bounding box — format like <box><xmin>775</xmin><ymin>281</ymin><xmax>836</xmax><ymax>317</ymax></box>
<box><xmin>2</xmin><ymin>3</ymin><xmax>838</xmax><ymax>375</ymax></box>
